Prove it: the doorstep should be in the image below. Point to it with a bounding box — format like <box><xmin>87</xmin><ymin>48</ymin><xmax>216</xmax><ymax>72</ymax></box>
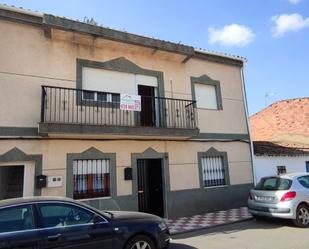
<box><xmin>166</xmin><ymin>206</ymin><xmax>252</xmax><ymax>235</ymax></box>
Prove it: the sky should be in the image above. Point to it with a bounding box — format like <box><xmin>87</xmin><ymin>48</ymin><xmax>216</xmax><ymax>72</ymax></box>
<box><xmin>2</xmin><ymin>0</ymin><xmax>308</xmax><ymax>115</ymax></box>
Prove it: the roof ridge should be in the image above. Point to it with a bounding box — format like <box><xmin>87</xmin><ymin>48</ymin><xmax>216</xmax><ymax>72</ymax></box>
<box><xmin>0</xmin><ymin>3</ymin><xmax>245</xmax><ymax>62</ymax></box>
<box><xmin>45</xmin><ymin>13</ymin><xmax>192</xmax><ymax>48</ymax></box>
<box><xmin>194</xmin><ymin>47</ymin><xmax>246</xmax><ymax>62</ymax></box>
<box><xmin>0</xmin><ymin>3</ymin><xmax>42</xmax><ymax>16</ymax></box>
<box><xmin>250</xmin><ymin>96</ymin><xmax>309</xmax><ymax>117</ymax></box>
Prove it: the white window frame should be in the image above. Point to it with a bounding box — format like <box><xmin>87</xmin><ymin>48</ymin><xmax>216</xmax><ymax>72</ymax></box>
<box><xmin>191</xmin><ymin>75</ymin><xmax>223</xmax><ymax>110</ymax></box>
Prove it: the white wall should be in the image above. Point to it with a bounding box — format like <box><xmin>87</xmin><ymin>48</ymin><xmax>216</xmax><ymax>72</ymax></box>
<box><xmin>253</xmin><ymin>155</ymin><xmax>309</xmax><ymax>184</ymax></box>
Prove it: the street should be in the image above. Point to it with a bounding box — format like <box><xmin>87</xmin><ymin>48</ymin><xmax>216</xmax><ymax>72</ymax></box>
<box><xmin>170</xmin><ymin>218</ymin><xmax>309</xmax><ymax>249</ymax></box>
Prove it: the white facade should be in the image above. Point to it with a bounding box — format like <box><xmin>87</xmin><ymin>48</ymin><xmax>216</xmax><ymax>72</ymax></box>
<box><xmin>253</xmin><ymin>155</ymin><xmax>309</xmax><ymax>184</ymax></box>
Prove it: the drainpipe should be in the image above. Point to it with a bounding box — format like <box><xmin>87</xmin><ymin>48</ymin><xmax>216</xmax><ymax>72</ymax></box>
<box><xmin>240</xmin><ymin>66</ymin><xmax>257</xmax><ymax>185</ymax></box>
<box><xmin>170</xmin><ymin>78</ymin><xmax>174</xmax><ymax>98</ymax></box>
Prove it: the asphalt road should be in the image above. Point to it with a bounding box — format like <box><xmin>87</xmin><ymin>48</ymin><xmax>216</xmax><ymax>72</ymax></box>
<box><xmin>169</xmin><ymin>218</ymin><xmax>309</xmax><ymax>249</ymax></box>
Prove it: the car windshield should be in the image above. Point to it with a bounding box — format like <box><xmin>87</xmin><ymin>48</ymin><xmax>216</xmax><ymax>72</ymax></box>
<box><xmin>255</xmin><ymin>177</ymin><xmax>292</xmax><ymax>191</ymax></box>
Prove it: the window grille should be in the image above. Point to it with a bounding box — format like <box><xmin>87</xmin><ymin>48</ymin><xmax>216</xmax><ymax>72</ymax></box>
<box><xmin>201</xmin><ymin>156</ymin><xmax>226</xmax><ymax>187</ymax></box>
<box><xmin>73</xmin><ymin>159</ymin><xmax>110</xmax><ymax>199</ymax></box>
<box><xmin>277</xmin><ymin>166</ymin><xmax>286</xmax><ymax>175</ymax></box>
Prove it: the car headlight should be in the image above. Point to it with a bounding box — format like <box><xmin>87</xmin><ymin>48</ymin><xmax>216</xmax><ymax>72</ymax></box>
<box><xmin>158</xmin><ymin>221</ymin><xmax>167</xmax><ymax>231</ymax></box>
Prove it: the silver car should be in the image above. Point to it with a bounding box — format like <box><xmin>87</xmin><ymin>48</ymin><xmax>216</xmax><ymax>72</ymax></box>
<box><xmin>248</xmin><ymin>172</ymin><xmax>309</xmax><ymax>227</ymax></box>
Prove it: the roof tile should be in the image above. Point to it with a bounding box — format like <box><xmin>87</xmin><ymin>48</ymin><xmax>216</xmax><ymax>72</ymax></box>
<box><xmin>250</xmin><ymin>98</ymin><xmax>309</xmax><ymax>143</ymax></box>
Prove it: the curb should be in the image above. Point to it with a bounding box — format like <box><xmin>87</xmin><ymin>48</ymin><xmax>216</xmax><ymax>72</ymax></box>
<box><xmin>170</xmin><ymin>217</ymin><xmax>253</xmax><ymax>236</ymax></box>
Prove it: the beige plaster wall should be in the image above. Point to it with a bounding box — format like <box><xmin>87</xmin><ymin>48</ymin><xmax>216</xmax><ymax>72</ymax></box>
<box><xmin>0</xmin><ymin>139</ymin><xmax>253</xmax><ymax>196</ymax></box>
<box><xmin>169</xmin><ymin>163</ymin><xmax>200</xmax><ymax>190</ymax></box>
<box><xmin>0</xmin><ymin>20</ymin><xmax>248</xmax><ymax>134</ymax></box>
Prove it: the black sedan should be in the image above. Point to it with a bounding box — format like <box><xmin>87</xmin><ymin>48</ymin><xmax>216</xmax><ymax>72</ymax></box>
<box><xmin>0</xmin><ymin>197</ymin><xmax>170</xmax><ymax>249</ymax></box>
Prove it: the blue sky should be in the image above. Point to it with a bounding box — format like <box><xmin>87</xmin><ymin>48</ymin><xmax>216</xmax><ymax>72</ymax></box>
<box><xmin>2</xmin><ymin>0</ymin><xmax>308</xmax><ymax>114</ymax></box>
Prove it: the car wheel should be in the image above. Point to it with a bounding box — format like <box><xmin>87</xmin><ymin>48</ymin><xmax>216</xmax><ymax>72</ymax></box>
<box><xmin>293</xmin><ymin>204</ymin><xmax>309</xmax><ymax>228</ymax></box>
<box><xmin>125</xmin><ymin>235</ymin><xmax>156</xmax><ymax>249</ymax></box>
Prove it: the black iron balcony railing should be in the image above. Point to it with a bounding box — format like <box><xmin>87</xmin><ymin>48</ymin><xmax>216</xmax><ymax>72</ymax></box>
<box><xmin>40</xmin><ymin>85</ymin><xmax>198</xmax><ymax>130</ymax></box>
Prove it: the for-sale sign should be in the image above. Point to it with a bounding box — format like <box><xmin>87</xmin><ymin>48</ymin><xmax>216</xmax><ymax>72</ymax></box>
<box><xmin>120</xmin><ymin>94</ymin><xmax>141</xmax><ymax>111</ymax></box>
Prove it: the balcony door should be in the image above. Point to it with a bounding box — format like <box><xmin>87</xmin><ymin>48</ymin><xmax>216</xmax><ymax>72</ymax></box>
<box><xmin>138</xmin><ymin>85</ymin><xmax>156</xmax><ymax>127</ymax></box>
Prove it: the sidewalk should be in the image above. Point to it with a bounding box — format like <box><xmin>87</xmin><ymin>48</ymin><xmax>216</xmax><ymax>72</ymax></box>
<box><xmin>166</xmin><ymin>207</ymin><xmax>252</xmax><ymax>235</ymax></box>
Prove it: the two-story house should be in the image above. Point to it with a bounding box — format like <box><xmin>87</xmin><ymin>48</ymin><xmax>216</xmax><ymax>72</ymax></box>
<box><xmin>0</xmin><ymin>5</ymin><xmax>253</xmax><ymax>218</ymax></box>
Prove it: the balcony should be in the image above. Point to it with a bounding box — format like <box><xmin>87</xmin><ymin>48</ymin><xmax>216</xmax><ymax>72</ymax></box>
<box><xmin>39</xmin><ymin>86</ymin><xmax>199</xmax><ymax>138</ymax></box>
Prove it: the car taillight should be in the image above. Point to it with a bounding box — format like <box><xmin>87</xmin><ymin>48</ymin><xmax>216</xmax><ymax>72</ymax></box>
<box><xmin>248</xmin><ymin>192</ymin><xmax>253</xmax><ymax>200</ymax></box>
<box><xmin>280</xmin><ymin>191</ymin><xmax>296</xmax><ymax>202</ymax></box>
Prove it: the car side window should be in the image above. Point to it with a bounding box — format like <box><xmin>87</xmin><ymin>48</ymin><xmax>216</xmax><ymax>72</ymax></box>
<box><xmin>298</xmin><ymin>176</ymin><xmax>309</xmax><ymax>189</ymax></box>
<box><xmin>38</xmin><ymin>203</ymin><xmax>95</xmax><ymax>228</ymax></box>
<box><xmin>0</xmin><ymin>205</ymin><xmax>35</xmax><ymax>233</ymax></box>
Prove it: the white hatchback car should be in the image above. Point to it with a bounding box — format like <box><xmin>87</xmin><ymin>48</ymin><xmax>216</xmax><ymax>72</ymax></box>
<box><xmin>248</xmin><ymin>173</ymin><xmax>309</xmax><ymax>227</ymax></box>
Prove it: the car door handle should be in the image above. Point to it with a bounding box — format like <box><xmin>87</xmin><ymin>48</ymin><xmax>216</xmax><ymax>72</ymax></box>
<box><xmin>47</xmin><ymin>234</ymin><xmax>62</xmax><ymax>241</ymax></box>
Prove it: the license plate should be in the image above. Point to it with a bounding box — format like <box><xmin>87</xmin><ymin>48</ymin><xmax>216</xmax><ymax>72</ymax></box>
<box><xmin>256</xmin><ymin>196</ymin><xmax>274</xmax><ymax>201</ymax></box>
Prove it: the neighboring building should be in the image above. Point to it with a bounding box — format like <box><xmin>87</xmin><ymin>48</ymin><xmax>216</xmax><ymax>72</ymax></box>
<box><xmin>250</xmin><ymin>98</ymin><xmax>309</xmax><ymax>183</ymax></box>
<box><xmin>0</xmin><ymin>5</ymin><xmax>253</xmax><ymax>218</ymax></box>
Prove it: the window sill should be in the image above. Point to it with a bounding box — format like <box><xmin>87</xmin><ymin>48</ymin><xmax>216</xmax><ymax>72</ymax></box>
<box><xmin>197</xmin><ymin>107</ymin><xmax>221</xmax><ymax>111</ymax></box>
<box><xmin>203</xmin><ymin>185</ymin><xmax>229</xmax><ymax>189</ymax></box>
